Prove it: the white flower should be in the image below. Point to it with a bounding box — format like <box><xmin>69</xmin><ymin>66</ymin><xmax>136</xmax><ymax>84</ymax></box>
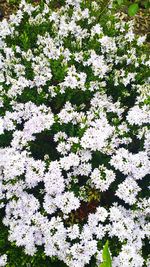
<box><xmin>0</xmin><ymin>255</ymin><xmax>7</xmax><ymax>267</ymax></box>
<box><xmin>59</xmin><ymin>153</ymin><xmax>80</xmax><ymax>171</ymax></box>
<box><xmin>99</xmin><ymin>36</ymin><xmax>117</xmax><ymax>53</ymax></box>
<box><xmin>116</xmin><ymin>177</ymin><xmax>141</xmax><ymax>205</ymax></box>
<box><xmin>113</xmin><ymin>244</ymin><xmax>144</xmax><ymax>267</ymax></box>
<box><xmin>81</xmin><ymin>117</ymin><xmax>114</xmax><ymax>151</ymax></box>
<box><xmin>67</xmin><ymin>224</ymin><xmax>80</xmax><ymax>240</ymax></box>
<box><xmin>0</xmin><ymin>118</ymin><xmax>4</xmax><ymax>135</ymax></box>
<box><xmin>55</xmin><ymin>192</ymin><xmax>80</xmax><ymax>214</ymax></box>
<box><xmin>127</xmin><ymin>105</ymin><xmax>150</xmax><ymax>126</ymax></box>
<box><xmin>43</xmin><ymin>194</ymin><xmax>57</xmax><ymax>214</ymax></box>
<box><xmin>110</xmin><ymin>148</ymin><xmax>150</xmax><ymax>180</ymax></box>
<box><xmin>44</xmin><ymin>161</ymin><xmax>65</xmax><ymax>195</ymax></box>
<box><xmin>137</xmin><ymin>35</ymin><xmax>146</xmax><ymax>46</ymax></box>
<box><xmin>91</xmin><ymin>24</ymin><xmax>103</xmax><ymax>37</ymax></box>
<box><xmin>91</xmin><ymin>166</ymin><xmax>116</xmax><ymax>191</ymax></box>
<box><xmin>85</xmin><ymin>51</ymin><xmax>109</xmax><ymax>78</ymax></box>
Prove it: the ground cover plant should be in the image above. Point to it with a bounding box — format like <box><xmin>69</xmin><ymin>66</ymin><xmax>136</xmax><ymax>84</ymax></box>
<box><xmin>114</xmin><ymin>0</ymin><xmax>150</xmax><ymax>16</ymax></box>
<box><xmin>0</xmin><ymin>0</ymin><xmax>150</xmax><ymax>266</ymax></box>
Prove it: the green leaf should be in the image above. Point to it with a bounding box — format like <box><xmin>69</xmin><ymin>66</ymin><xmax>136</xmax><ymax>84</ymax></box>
<box><xmin>128</xmin><ymin>3</ymin><xmax>139</xmax><ymax>16</ymax></box>
<box><xmin>144</xmin><ymin>1</ymin><xmax>150</xmax><ymax>9</ymax></box>
<box><xmin>99</xmin><ymin>241</ymin><xmax>112</xmax><ymax>267</ymax></box>
<box><xmin>117</xmin><ymin>0</ymin><xmax>124</xmax><ymax>5</ymax></box>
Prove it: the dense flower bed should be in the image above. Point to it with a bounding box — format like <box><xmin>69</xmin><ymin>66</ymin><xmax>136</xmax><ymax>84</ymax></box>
<box><xmin>0</xmin><ymin>0</ymin><xmax>149</xmax><ymax>266</ymax></box>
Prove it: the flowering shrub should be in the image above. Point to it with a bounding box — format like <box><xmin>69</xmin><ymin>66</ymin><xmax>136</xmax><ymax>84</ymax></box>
<box><xmin>0</xmin><ymin>0</ymin><xmax>150</xmax><ymax>266</ymax></box>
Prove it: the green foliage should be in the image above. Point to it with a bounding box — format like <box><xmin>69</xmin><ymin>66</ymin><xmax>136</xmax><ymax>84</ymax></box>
<box><xmin>20</xmin><ymin>31</ymin><xmax>30</xmax><ymax>50</ymax></box>
<box><xmin>114</xmin><ymin>0</ymin><xmax>150</xmax><ymax>16</ymax></box>
<box><xmin>128</xmin><ymin>3</ymin><xmax>139</xmax><ymax>16</ymax></box>
<box><xmin>117</xmin><ymin>0</ymin><xmax>124</xmax><ymax>4</ymax></box>
<box><xmin>8</xmin><ymin>0</ymin><xmax>20</xmax><ymax>5</ymax></box>
<box><xmin>99</xmin><ymin>241</ymin><xmax>112</xmax><ymax>267</ymax></box>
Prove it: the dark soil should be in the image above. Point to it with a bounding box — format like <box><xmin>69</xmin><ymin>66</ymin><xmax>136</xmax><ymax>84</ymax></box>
<box><xmin>118</xmin><ymin>9</ymin><xmax>150</xmax><ymax>41</ymax></box>
<box><xmin>0</xmin><ymin>0</ymin><xmax>17</xmax><ymax>19</ymax></box>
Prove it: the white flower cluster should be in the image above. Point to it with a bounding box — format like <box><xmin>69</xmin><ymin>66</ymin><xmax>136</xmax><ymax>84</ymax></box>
<box><xmin>91</xmin><ymin>165</ymin><xmax>116</xmax><ymax>192</ymax></box>
<box><xmin>0</xmin><ymin>255</ymin><xmax>7</xmax><ymax>267</ymax></box>
<box><xmin>0</xmin><ymin>0</ymin><xmax>149</xmax><ymax>266</ymax></box>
